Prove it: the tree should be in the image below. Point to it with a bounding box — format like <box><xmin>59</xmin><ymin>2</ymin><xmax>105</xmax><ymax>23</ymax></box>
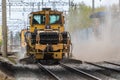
<box><xmin>66</xmin><ymin>2</ymin><xmax>105</xmax><ymax>32</ymax></box>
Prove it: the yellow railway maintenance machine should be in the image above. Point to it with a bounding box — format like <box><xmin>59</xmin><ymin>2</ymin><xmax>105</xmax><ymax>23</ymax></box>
<box><xmin>20</xmin><ymin>8</ymin><xmax>72</xmax><ymax>64</ymax></box>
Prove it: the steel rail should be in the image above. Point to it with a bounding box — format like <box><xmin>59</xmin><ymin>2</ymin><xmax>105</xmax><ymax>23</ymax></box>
<box><xmin>38</xmin><ymin>63</ymin><xmax>61</xmax><ymax>80</ymax></box>
<box><xmin>104</xmin><ymin>61</ymin><xmax>120</xmax><ymax>67</ymax></box>
<box><xmin>69</xmin><ymin>59</ymin><xmax>83</xmax><ymax>63</ymax></box>
<box><xmin>85</xmin><ymin>62</ymin><xmax>120</xmax><ymax>73</ymax></box>
<box><xmin>60</xmin><ymin>63</ymin><xmax>101</xmax><ymax>80</ymax></box>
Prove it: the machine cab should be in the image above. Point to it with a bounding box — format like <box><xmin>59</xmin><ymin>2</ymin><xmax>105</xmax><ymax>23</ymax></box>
<box><xmin>29</xmin><ymin>8</ymin><xmax>65</xmax><ymax>32</ymax></box>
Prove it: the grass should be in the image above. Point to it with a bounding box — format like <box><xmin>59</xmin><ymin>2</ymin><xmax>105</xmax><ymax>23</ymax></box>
<box><xmin>7</xmin><ymin>56</ymin><xmax>17</xmax><ymax>64</ymax></box>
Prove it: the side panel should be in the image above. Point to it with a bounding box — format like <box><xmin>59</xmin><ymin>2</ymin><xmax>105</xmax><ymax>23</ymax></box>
<box><xmin>21</xmin><ymin>29</ymin><xmax>27</xmax><ymax>47</ymax></box>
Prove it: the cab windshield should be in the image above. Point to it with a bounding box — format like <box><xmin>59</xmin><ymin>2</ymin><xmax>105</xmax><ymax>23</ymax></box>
<box><xmin>32</xmin><ymin>14</ymin><xmax>45</xmax><ymax>24</ymax></box>
<box><xmin>50</xmin><ymin>14</ymin><xmax>61</xmax><ymax>24</ymax></box>
<box><xmin>32</xmin><ymin>14</ymin><xmax>61</xmax><ymax>25</ymax></box>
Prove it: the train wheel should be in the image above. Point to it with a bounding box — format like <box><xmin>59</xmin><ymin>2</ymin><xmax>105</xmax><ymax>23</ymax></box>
<box><xmin>19</xmin><ymin>55</ymin><xmax>36</xmax><ymax>64</ymax></box>
<box><xmin>39</xmin><ymin>60</ymin><xmax>60</xmax><ymax>65</ymax></box>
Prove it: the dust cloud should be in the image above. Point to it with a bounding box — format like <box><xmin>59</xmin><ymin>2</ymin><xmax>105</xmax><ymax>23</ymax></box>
<box><xmin>18</xmin><ymin>47</ymin><xmax>26</xmax><ymax>59</ymax></box>
<box><xmin>66</xmin><ymin>7</ymin><xmax>120</xmax><ymax>62</ymax></box>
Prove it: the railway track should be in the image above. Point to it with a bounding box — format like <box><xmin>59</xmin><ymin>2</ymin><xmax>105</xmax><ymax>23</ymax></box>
<box><xmin>14</xmin><ymin>59</ymin><xmax>120</xmax><ymax>80</ymax></box>
<box><xmin>16</xmin><ymin>60</ymin><xmax>120</xmax><ymax>80</ymax></box>
<box><xmin>61</xmin><ymin>59</ymin><xmax>120</xmax><ymax>80</ymax></box>
<box><xmin>60</xmin><ymin>63</ymin><xmax>101</xmax><ymax>80</ymax></box>
<box><xmin>2</xmin><ymin>58</ymin><xmax>120</xmax><ymax>80</ymax></box>
<box><xmin>15</xmin><ymin>64</ymin><xmax>54</xmax><ymax>80</ymax></box>
<box><xmin>38</xmin><ymin>62</ymin><xmax>101</xmax><ymax>80</ymax></box>
<box><xmin>61</xmin><ymin>60</ymin><xmax>111</xmax><ymax>80</ymax></box>
<box><xmin>39</xmin><ymin>64</ymin><xmax>87</xmax><ymax>80</ymax></box>
<box><xmin>85</xmin><ymin>62</ymin><xmax>120</xmax><ymax>72</ymax></box>
<box><xmin>84</xmin><ymin>61</ymin><xmax>120</xmax><ymax>79</ymax></box>
<box><xmin>38</xmin><ymin>63</ymin><xmax>60</xmax><ymax>80</ymax></box>
<box><xmin>104</xmin><ymin>61</ymin><xmax>120</xmax><ymax>67</ymax></box>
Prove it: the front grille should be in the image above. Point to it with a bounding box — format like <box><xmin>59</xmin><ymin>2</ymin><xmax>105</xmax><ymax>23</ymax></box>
<box><xmin>31</xmin><ymin>33</ymin><xmax>36</xmax><ymax>45</ymax></box>
<box><xmin>39</xmin><ymin>32</ymin><xmax>59</xmax><ymax>44</ymax></box>
<box><xmin>61</xmin><ymin>32</ymin><xmax>68</xmax><ymax>44</ymax></box>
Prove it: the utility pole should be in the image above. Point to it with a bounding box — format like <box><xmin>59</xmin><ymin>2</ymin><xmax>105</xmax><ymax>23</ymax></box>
<box><xmin>2</xmin><ymin>0</ymin><xmax>7</xmax><ymax>57</ymax></box>
<box><xmin>10</xmin><ymin>31</ymin><xmax>13</xmax><ymax>51</ymax></box>
<box><xmin>69</xmin><ymin>0</ymin><xmax>71</xmax><ymax>7</ymax></box>
<box><xmin>92</xmin><ymin>0</ymin><xmax>95</xmax><ymax>13</ymax></box>
<box><xmin>42</xmin><ymin>0</ymin><xmax>43</xmax><ymax>8</ymax></box>
<box><xmin>119</xmin><ymin>0</ymin><xmax>120</xmax><ymax>12</ymax></box>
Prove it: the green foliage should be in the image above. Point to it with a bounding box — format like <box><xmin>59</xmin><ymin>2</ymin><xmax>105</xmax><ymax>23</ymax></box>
<box><xmin>66</xmin><ymin>3</ymin><xmax>105</xmax><ymax>32</ymax></box>
<box><xmin>95</xmin><ymin>6</ymin><xmax>105</xmax><ymax>12</ymax></box>
<box><xmin>0</xmin><ymin>40</ymin><xmax>2</xmax><ymax>46</ymax></box>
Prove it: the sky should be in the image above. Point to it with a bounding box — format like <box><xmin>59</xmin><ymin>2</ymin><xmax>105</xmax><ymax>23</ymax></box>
<box><xmin>74</xmin><ymin>0</ymin><xmax>119</xmax><ymax>7</ymax></box>
<box><xmin>0</xmin><ymin>0</ymin><xmax>119</xmax><ymax>32</ymax></box>
<box><xmin>0</xmin><ymin>0</ymin><xmax>118</xmax><ymax>7</ymax></box>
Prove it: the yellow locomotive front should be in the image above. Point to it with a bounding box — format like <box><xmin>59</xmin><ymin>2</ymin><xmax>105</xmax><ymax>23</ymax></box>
<box><xmin>21</xmin><ymin>8</ymin><xmax>72</xmax><ymax>64</ymax></box>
